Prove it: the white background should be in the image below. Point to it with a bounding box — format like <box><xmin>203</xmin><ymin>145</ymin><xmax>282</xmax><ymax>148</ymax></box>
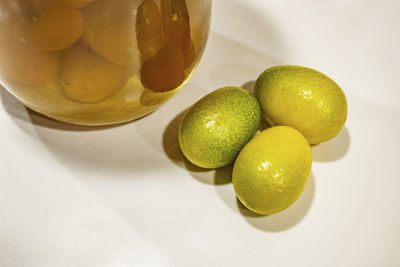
<box><xmin>1</xmin><ymin>0</ymin><xmax>400</xmax><ymax>266</ymax></box>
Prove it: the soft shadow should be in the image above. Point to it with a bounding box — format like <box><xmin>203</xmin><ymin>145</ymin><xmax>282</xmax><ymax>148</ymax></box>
<box><xmin>0</xmin><ymin>86</ymin><xmax>32</xmax><ymax>125</ymax></box>
<box><xmin>1</xmin><ymin>87</ymin><xmax>172</xmax><ymax>173</ymax></box>
<box><xmin>133</xmin><ymin>82</ymin><xmax>209</xmax><ymax>154</ymax></box>
<box><xmin>163</xmin><ymin>108</ymin><xmax>188</xmax><ymax>166</ymax></box>
<box><xmin>240</xmin><ymin>173</ymin><xmax>316</xmax><ymax>232</ymax></box>
<box><xmin>161</xmin><ymin>108</ymin><xmax>210</xmax><ymax>177</ymax></box>
<box><xmin>241</xmin><ymin>80</ymin><xmax>256</xmax><ymax>93</ymax></box>
<box><xmin>312</xmin><ymin>127</ymin><xmax>351</xmax><ymax>162</ymax></box>
<box><xmin>258</xmin><ymin>119</ymin><xmax>270</xmax><ymax>132</ymax></box>
<box><xmin>0</xmin><ymin>87</ymin><xmax>128</xmax><ymax>132</ymax></box>
<box><xmin>216</xmin><ymin>173</ymin><xmax>316</xmax><ymax>232</ymax></box>
<box><xmin>214</xmin><ymin>164</ymin><xmax>233</xmax><ymax>185</ymax></box>
<box><xmin>162</xmin><ymin>108</ymin><xmax>192</xmax><ymax>169</ymax></box>
<box><xmin>187</xmin><ymin>164</ymin><xmax>233</xmax><ymax>186</ymax></box>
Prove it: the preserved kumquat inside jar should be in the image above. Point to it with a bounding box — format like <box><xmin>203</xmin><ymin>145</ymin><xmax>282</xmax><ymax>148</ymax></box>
<box><xmin>0</xmin><ymin>0</ymin><xmax>211</xmax><ymax>125</ymax></box>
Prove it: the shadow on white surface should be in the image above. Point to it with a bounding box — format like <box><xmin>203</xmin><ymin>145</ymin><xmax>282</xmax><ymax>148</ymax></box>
<box><xmin>239</xmin><ymin>173</ymin><xmax>315</xmax><ymax>232</ymax></box>
<box><xmin>0</xmin><ymin>87</ymin><xmax>127</xmax><ymax>132</ymax></box>
<box><xmin>0</xmin><ymin>87</ymin><xmax>168</xmax><ymax>173</ymax></box>
<box><xmin>241</xmin><ymin>80</ymin><xmax>256</xmax><ymax>92</ymax></box>
<box><xmin>312</xmin><ymin>127</ymin><xmax>351</xmax><ymax>162</ymax></box>
<box><xmin>215</xmin><ymin>172</ymin><xmax>316</xmax><ymax>232</ymax></box>
<box><xmin>163</xmin><ymin>109</ymin><xmax>316</xmax><ymax>232</ymax></box>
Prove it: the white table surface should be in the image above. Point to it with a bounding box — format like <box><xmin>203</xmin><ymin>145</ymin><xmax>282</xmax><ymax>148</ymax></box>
<box><xmin>1</xmin><ymin>0</ymin><xmax>400</xmax><ymax>266</ymax></box>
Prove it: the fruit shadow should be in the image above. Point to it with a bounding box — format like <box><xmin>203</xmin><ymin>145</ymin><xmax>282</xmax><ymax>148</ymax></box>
<box><xmin>215</xmin><ymin>172</ymin><xmax>316</xmax><ymax>232</ymax></box>
<box><xmin>163</xmin><ymin>108</ymin><xmax>313</xmax><ymax>232</ymax></box>
<box><xmin>241</xmin><ymin>80</ymin><xmax>256</xmax><ymax>93</ymax></box>
<box><xmin>311</xmin><ymin>126</ymin><xmax>351</xmax><ymax>162</ymax></box>
<box><xmin>162</xmin><ymin>108</ymin><xmax>232</xmax><ymax>185</ymax></box>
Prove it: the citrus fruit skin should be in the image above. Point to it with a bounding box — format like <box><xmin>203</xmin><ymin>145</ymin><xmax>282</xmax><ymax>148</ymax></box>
<box><xmin>254</xmin><ymin>65</ymin><xmax>347</xmax><ymax>145</ymax></box>
<box><xmin>233</xmin><ymin>126</ymin><xmax>312</xmax><ymax>215</ymax></box>
<box><xmin>178</xmin><ymin>87</ymin><xmax>261</xmax><ymax>169</ymax></box>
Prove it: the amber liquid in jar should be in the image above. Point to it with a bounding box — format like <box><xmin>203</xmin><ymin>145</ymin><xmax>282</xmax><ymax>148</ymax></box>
<box><xmin>0</xmin><ymin>0</ymin><xmax>211</xmax><ymax>125</ymax></box>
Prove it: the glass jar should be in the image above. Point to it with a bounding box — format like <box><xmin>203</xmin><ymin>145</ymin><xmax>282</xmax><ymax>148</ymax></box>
<box><xmin>0</xmin><ymin>0</ymin><xmax>211</xmax><ymax>125</ymax></box>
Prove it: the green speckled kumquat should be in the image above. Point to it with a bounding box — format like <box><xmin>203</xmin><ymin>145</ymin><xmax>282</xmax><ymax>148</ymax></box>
<box><xmin>178</xmin><ymin>86</ymin><xmax>261</xmax><ymax>169</ymax></box>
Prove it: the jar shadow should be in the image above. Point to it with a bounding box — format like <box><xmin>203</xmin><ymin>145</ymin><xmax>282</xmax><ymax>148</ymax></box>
<box><xmin>0</xmin><ymin>86</ymin><xmax>171</xmax><ymax>174</ymax></box>
<box><xmin>0</xmin><ymin>86</ymin><xmax>128</xmax><ymax>132</ymax></box>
